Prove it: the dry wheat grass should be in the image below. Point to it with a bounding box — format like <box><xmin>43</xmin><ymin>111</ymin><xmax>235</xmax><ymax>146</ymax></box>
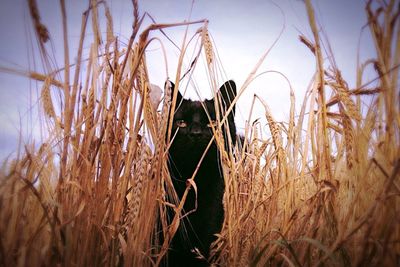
<box><xmin>0</xmin><ymin>0</ymin><xmax>399</xmax><ymax>266</ymax></box>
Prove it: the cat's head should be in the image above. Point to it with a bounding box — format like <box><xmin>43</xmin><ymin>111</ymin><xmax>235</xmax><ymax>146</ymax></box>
<box><xmin>168</xmin><ymin>80</ymin><xmax>237</xmax><ymax>151</ymax></box>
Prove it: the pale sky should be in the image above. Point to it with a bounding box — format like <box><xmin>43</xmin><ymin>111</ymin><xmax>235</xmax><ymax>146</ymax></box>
<box><xmin>0</xmin><ymin>0</ymin><xmax>375</xmax><ymax>160</ymax></box>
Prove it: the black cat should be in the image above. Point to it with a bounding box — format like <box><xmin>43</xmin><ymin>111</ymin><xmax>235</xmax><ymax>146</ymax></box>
<box><xmin>166</xmin><ymin>80</ymin><xmax>237</xmax><ymax>267</ymax></box>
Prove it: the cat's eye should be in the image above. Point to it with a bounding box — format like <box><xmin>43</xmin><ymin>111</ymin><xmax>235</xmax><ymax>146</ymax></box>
<box><xmin>176</xmin><ymin>120</ymin><xmax>187</xmax><ymax>128</ymax></box>
<box><xmin>207</xmin><ymin>120</ymin><xmax>218</xmax><ymax>128</ymax></box>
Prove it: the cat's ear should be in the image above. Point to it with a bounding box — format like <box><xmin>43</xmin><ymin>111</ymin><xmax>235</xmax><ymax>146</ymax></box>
<box><xmin>219</xmin><ymin>80</ymin><xmax>236</xmax><ymax>113</ymax></box>
<box><xmin>165</xmin><ymin>80</ymin><xmax>183</xmax><ymax>104</ymax></box>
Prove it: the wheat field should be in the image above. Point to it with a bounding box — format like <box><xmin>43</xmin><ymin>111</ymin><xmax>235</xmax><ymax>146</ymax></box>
<box><xmin>0</xmin><ymin>0</ymin><xmax>399</xmax><ymax>266</ymax></box>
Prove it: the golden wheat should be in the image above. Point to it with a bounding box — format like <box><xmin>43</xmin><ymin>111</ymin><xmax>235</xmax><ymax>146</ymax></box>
<box><xmin>0</xmin><ymin>1</ymin><xmax>399</xmax><ymax>267</ymax></box>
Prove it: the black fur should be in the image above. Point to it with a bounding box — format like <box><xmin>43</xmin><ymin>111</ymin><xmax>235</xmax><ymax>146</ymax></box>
<box><xmin>166</xmin><ymin>80</ymin><xmax>236</xmax><ymax>266</ymax></box>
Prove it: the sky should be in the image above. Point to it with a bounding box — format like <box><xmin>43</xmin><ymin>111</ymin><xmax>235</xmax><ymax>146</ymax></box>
<box><xmin>0</xmin><ymin>0</ymin><xmax>375</xmax><ymax>161</ymax></box>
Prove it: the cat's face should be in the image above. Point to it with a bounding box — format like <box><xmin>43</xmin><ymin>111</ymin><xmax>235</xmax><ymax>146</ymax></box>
<box><xmin>168</xmin><ymin>80</ymin><xmax>237</xmax><ymax>153</ymax></box>
<box><xmin>171</xmin><ymin>98</ymin><xmax>216</xmax><ymax>148</ymax></box>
